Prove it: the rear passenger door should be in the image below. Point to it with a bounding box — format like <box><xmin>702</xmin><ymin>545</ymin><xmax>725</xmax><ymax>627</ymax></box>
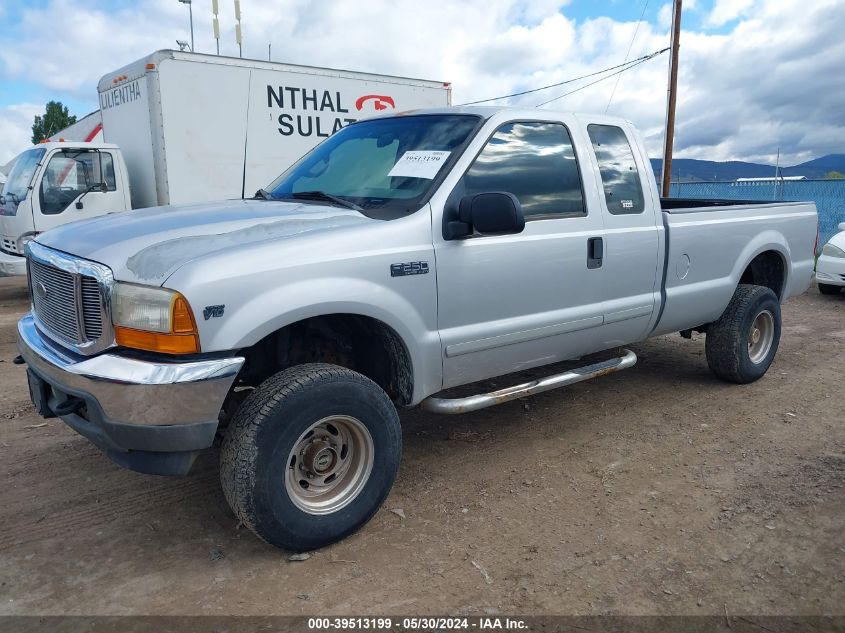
<box><xmin>583</xmin><ymin>120</ymin><xmax>661</xmax><ymax>346</ymax></box>
<box><xmin>434</xmin><ymin>118</ymin><xmax>607</xmax><ymax>388</ymax></box>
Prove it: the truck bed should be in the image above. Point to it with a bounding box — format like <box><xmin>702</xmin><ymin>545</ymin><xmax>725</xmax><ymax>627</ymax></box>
<box><xmin>653</xmin><ymin>200</ymin><xmax>818</xmax><ymax>337</ymax></box>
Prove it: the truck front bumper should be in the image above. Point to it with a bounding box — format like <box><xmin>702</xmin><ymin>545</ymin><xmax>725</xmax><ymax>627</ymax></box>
<box><xmin>0</xmin><ymin>249</ymin><xmax>27</xmax><ymax>276</ymax></box>
<box><xmin>16</xmin><ymin>314</ymin><xmax>244</xmax><ymax>475</ymax></box>
<box><xmin>816</xmin><ymin>254</ymin><xmax>845</xmax><ymax>287</ymax></box>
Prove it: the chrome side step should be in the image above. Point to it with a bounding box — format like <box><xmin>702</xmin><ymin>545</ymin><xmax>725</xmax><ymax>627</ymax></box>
<box><xmin>420</xmin><ymin>349</ymin><xmax>637</xmax><ymax>414</ymax></box>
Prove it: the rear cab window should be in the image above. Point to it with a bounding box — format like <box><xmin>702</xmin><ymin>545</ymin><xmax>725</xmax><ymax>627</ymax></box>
<box><xmin>587</xmin><ymin>124</ymin><xmax>645</xmax><ymax>215</ymax></box>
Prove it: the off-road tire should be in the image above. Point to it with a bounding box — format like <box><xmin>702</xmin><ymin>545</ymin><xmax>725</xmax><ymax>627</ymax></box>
<box><xmin>220</xmin><ymin>363</ymin><xmax>401</xmax><ymax>551</ymax></box>
<box><xmin>705</xmin><ymin>284</ymin><xmax>781</xmax><ymax>384</ymax></box>
<box><xmin>818</xmin><ymin>283</ymin><xmax>841</xmax><ymax>295</ymax></box>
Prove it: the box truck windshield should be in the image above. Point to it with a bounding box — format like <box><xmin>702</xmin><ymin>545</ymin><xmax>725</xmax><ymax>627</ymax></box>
<box><xmin>0</xmin><ymin>148</ymin><xmax>45</xmax><ymax>214</ymax></box>
<box><xmin>267</xmin><ymin>114</ymin><xmax>480</xmax><ymax>217</ymax></box>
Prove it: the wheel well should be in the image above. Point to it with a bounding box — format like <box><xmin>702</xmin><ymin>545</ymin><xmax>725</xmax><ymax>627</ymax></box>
<box><xmin>739</xmin><ymin>251</ymin><xmax>786</xmax><ymax>300</ymax></box>
<box><xmin>236</xmin><ymin>314</ymin><xmax>413</xmax><ymax>406</ymax></box>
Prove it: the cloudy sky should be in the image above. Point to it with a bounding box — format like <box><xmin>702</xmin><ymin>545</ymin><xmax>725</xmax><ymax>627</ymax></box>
<box><xmin>0</xmin><ymin>0</ymin><xmax>842</xmax><ymax>165</ymax></box>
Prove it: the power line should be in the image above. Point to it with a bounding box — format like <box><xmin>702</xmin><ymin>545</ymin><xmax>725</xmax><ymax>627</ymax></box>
<box><xmin>535</xmin><ymin>48</ymin><xmax>668</xmax><ymax>107</ymax></box>
<box><xmin>458</xmin><ymin>48</ymin><xmax>667</xmax><ymax>106</ymax></box>
<box><xmin>606</xmin><ymin>0</ymin><xmax>650</xmax><ymax>113</ymax></box>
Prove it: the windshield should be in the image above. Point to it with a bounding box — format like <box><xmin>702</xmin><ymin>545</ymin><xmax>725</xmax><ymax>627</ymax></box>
<box><xmin>1</xmin><ymin>148</ymin><xmax>45</xmax><ymax>204</ymax></box>
<box><xmin>266</xmin><ymin>114</ymin><xmax>481</xmax><ymax>217</ymax></box>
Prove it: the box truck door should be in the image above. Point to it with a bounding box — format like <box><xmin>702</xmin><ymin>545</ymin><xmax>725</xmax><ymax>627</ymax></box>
<box><xmin>31</xmin><ymin>149</ymin><xmax>125</xmax><ymax>233</ymax></box>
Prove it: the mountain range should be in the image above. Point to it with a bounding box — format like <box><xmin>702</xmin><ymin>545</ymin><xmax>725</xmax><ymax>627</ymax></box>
<box><xmin>650</xmin><ymin>154</ymin><xmax>845</xmax><ymax>182</ymax></box>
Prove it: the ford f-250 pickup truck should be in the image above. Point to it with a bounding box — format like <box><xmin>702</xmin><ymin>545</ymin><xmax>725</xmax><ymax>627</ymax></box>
<box><xmin>15</xmin><ymin>107</ymin><xmax>818</xmax><ymax>551</ymax></box>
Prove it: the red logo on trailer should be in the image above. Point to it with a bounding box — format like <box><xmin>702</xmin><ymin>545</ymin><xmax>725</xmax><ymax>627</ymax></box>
<box><xmin>355</xmin><ymin>95</ymin><xmax>395</xmax><ymax>111</ymax></box>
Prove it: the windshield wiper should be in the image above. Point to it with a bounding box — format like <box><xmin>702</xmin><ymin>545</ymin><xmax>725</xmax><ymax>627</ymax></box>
<box><xmin>254</xmin><ymin>188</ymin><xmax>274</xmax><ymax>200</ymax></box>
<box><xmin>288</xmin><ymin>190</ymin><xmax>363</xmax><ymax>211</ymax></box>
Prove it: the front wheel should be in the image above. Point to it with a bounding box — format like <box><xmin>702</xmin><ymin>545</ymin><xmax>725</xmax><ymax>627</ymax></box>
<box><xmin>705</xmin><ymin>284</ymin><xmax>781</xmax><ymax>384</ymax></box>
<box><xmin>818</xmin><ymin>283</ymin><xmax>841</xmax><ymax>295</ymax></box>
<box><xmin>220</xmin><ymin>363</ymin><xmax>402</xmax><ymax>551</ymax></box>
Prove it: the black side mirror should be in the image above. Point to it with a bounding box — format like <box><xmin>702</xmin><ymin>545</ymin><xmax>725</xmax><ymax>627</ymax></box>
<box><xmin>445</xmin><ymin>192</ymin><xmax>525</xmax><ymax>239</ymax></box>
<box><xmin>75</xmin><ymin>182</ymin><xmax>107</xmax><ymax>209</ymax></box>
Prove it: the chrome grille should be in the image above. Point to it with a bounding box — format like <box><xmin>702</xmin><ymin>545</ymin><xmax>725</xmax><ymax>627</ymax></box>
<box><xmin>81</xmin><ymin>277</ymin><xmax>103</xmax><ymax>339</ymax></box>
<box><xmin>26</xmin><ymin>242</ymin><xmax>114</xmax><ymax>355</ymax></box>
<box><xmin>29</xmin><ymin>259</ymin><xmax>81</xmax><ymax>342</ymax></box>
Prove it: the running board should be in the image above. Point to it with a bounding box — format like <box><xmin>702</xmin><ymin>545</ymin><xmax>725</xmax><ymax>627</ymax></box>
<box><xmin>420</xmin><ymin>349</ymin><xmax>637</xmax><ymax>414</ymax></box>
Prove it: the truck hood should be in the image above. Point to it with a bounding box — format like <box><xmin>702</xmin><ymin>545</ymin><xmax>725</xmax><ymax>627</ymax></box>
<box><xmin>36</xmin><ymin>199</ymin><xmax>373</xmax><ymax>284</ymax></box>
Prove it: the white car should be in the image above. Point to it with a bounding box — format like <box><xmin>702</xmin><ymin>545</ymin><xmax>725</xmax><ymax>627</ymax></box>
<box><xmin>816</xmin><ymin>222</ymin><xmax>845</xmax><ymax>295</ymax></box>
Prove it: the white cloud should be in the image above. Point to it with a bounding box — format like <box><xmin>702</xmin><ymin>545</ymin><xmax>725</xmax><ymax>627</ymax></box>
<box><xmin>658</xmin><ymin>3</ymin><xmax>674</xmax><ymax>29</ymax></box>
<box><xmin>705</xmin><ymin>0</ymin><xmax>758</xmax><ymax>27</ymax></box>
<box><xmin>0</xmin><ymin>103</ymin><xmax>42</xmax><ymax>165</ymax></box>
<box><xmin>0</xmin><ymin>0</ymin><xmax>842</xmax><ymax>166</ymax></box>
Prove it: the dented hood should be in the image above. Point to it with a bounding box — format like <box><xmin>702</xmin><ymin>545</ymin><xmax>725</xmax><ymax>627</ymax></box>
<box><xmin>35</xmin><ymin>199</ymin><xmax>372</xmax><ymax>284</ymax></box>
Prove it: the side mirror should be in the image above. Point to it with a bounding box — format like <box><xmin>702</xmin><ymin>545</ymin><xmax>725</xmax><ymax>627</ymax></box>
<box><xmin>445</xmin><ymin>192</ymin><xmax>525</xmax><ymax>240</ymax></box>
<box><xmin>75</xmin><ymin>182</ymin><xmax>107</xmax><ymax>209</ymax></box>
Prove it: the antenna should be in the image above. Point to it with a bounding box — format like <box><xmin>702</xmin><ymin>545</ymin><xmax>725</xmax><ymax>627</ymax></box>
<box><xmin>212</xmin><ymin>0</ymin><xmax>220</xmax><ymax>54</ymax></box>
<box><xmin>234</xmin><ymin>0</ymin><xmax>242</xmax><ymax>58</ymax></box>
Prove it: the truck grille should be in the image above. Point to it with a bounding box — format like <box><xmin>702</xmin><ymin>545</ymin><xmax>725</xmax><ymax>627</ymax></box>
<box><xmin>29</xmin><ymin>259</ymin><xmax>104</xmax><ymax>345</ymax></box>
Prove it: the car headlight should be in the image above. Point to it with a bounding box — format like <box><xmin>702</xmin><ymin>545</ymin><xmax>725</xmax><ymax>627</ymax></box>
<box><xmin>17</xmin><ymin>233</ymin><xmax>37</xmax><ymax>253</ymax></box>
<box><xmin>821</xmin><ymin>242</ymin><xmax>845</xmax><ymax>259</ymax></box>
<box><xmin>112</xmin><ymin>283</ymin><xmax>200</xmax><ymax>354</ymax></box>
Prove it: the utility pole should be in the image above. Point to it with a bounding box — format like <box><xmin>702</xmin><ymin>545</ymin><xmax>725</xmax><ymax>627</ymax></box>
<box><xmin>661</xmin><ymin>0</ymin><xmax>682</xmax><ymax>197</ymax></box>
<box><xmin>178</xmin><ymin>0</ymin><xmax>194</xmax><ymax>52</ymax></box>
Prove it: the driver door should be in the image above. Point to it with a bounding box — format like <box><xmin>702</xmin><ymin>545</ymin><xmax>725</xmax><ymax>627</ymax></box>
<box><xmin>434</xmin><ymin>119</ymin><xmax>607</xmax><ymax>388</ymax></box>
<box><xmin>33</xmin><ymin>149</ymin><xmax>123</xmax><ymax>233</ymax></box>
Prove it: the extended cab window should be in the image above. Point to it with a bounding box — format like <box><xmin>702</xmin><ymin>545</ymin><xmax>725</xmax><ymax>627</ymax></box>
<box><xmin>462</xmin><ymin>122</ymin><xmax>585</xmax><ymax>218</ymax></box>
<box><xmin>588</xmin><ymin>124</ymin><xmax>645</xmax><ymax>215</ymax></box>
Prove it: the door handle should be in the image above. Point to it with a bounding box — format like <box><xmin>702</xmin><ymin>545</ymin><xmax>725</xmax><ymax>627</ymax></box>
<box><xmin>587</xmin><ymin>237</ymin><xmax>603</xmax><ymax>269</ymax></box>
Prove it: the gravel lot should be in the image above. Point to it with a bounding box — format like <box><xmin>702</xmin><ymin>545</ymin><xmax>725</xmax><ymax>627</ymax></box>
<box><xmin>0</xmin><ymin>274</ymin><xmax>842</xmax><ymax>616</ymax></box>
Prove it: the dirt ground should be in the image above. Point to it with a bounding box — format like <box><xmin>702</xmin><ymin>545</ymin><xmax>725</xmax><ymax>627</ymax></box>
<box><xmin>0</xmin><ymin>274</ymin><xmax>842</xmax><ymax>617</ymax></box>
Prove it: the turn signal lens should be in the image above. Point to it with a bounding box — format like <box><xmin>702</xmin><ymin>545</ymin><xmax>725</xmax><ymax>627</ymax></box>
<box><xmin>172</xmin><ymin>296</ymin><xmax>196</xmax><ymax>333</ymax></box>
<box><xmin>115</xmin><ymin>327</ymin><xmax>199</xmax><ymax>354</ymax></box>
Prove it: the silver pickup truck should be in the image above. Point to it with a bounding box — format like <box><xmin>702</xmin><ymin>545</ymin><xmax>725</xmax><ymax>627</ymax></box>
<box><xmin>16</xmin><ymin>107</ymin><xmax>818</xmax><ymax>551</ymax></box>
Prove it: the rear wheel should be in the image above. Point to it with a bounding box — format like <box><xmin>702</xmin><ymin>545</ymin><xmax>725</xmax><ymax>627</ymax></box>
<box><xmin>220</xmin><ymin>363</ymin><xmax>401</xmax><ymax>551</ymax></box>
<box><xmin>705</xmin><ymin>284</ymin><xmax>781</xmax><ymax>384</ymax></box>
<box><xmin>818</xmin><ymin>283</ymin><xmax>841</xmax><ymax>295</ymax></box>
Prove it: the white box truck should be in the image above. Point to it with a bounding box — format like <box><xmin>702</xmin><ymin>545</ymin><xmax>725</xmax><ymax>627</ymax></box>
<box><xmin>0</xmin><ymin>50</ymin><xmax>451</xmax><ymax>275</ymax></box>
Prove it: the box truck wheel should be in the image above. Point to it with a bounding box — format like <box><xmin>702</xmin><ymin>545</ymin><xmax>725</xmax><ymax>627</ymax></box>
<box><xmin>220</xmin><ymin>363</ymin><xmax>401</xmax><ymax>551</ymax></box>
<box><xmin>705</xmin><ymin>284</ymin><xmax>781</xmax><ymax>384</ymax></box>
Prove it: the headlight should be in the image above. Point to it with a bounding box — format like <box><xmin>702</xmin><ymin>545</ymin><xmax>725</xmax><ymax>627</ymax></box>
<box><xmin>112</xmin><ymin>283</ymin><xmax>200</xmax><ymax>354</ymax></box>
<box><xmin>17</xmin><ymin>233</ymin><xmax>37</xmax><ymax>253</ymax></box>
<box><xmin>822</xmin><ymin>242</ymin><xmax>845</xmax><ymax>259</ymax></box>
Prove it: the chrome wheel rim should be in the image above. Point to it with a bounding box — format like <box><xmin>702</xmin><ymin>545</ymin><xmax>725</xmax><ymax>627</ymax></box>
<box><xmin>285</xmin><ymin>415</ymin><xmax>374</xmax><ymax>515</ymax></box>
<box><xmin>748</xmin><ymin>310</ymin><xmax>775</xmax><ymax>364</ymax></box>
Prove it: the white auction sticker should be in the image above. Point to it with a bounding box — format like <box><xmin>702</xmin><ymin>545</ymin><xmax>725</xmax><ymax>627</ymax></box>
<box><xmin>387</xmin><ymin>151</ymin><xmax>451</xmax><ymax>179</ymax></box>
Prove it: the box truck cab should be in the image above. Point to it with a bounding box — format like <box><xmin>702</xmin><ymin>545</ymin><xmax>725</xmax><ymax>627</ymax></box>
<box><xmin>0</xmin><ymin>142</ymin><xmax>131</xmax><ymax>275</ymax></box>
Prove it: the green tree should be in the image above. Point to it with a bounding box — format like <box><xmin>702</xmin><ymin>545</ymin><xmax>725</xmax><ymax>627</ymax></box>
<box><xmin>31</xmin><ymin>101</ymin><xmax>77</xmax><ymax>144</ymax></box>
<box><xmin>824</xmin><ymin>171</ymin><xmax>845</xmax><ymax>179</ymax></box>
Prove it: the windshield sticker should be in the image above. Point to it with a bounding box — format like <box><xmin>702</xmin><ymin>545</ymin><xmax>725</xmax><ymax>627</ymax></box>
<box><xmin>387</xmin><ymin>151</ymin><xmax>451</xmax><ymax>179</ymax></box>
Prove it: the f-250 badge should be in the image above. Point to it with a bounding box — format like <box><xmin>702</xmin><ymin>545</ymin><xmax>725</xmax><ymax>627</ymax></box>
<box><xmin>203</xmin><ymin>305</ymin><xmax>225</xmax><ymax>320</ymax></box>
<box><xmin>390</xmin><ymin>261</ymin><xmax>429</xmax><ymax>277</ymax></box>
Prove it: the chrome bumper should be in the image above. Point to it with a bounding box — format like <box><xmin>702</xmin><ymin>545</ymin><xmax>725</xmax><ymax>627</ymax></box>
<box><xmin>17</xmin><ymin>314</ymin><xmax>244</xmax><ymax>427</ymax></box>
<box><xmin>0</xmin><ymin>249</ymin><xmax>26</xmax><ymax>276</ymax></box>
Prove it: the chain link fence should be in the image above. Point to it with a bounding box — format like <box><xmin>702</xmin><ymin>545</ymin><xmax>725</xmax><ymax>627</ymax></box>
<box><xmin>669</xmin><ymin>179</ymin><xmax>845</xmax><ymax>244</ymax></box>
